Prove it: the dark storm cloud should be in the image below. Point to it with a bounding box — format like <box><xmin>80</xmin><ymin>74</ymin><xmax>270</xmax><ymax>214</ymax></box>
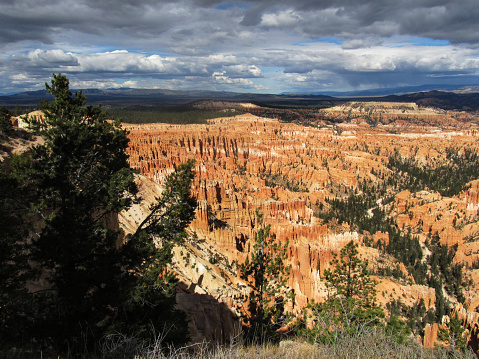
<box><xmin>0</xmin><ymin>14</ymin><xmax>53</xmax><ymax>44</ymax></box>
<box><xmin>0</xmin><ymin>0</ymin><xmax>186</xmax><ymax>48</ymax></box>
<box><xmin>238</xmin><ymin>0</ymin><xmax>479</xmax><ymax>45</ymax></box>
<box><xmin>2</xmin><ymin>0</ymin><xmax>479</xmax><ymax>47</ymax></box>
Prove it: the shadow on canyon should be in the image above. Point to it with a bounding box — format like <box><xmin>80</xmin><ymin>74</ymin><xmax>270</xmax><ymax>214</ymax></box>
<box><xmin>176</xmin><ymin>280</ymin><xmax>242</xmax><ymax>346</ymax></box>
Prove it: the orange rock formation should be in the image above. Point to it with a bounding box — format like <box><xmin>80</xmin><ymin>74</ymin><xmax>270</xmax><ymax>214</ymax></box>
<box><xmin>123</xmin><ymin>110</ymin><xmax>479</xmax><ymax>348</ymax></box>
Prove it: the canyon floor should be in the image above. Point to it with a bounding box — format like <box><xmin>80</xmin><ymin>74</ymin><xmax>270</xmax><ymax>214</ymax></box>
<box><xmin>119</xmin><ymin>101</ymin><xmax>479</xmax><ymax>350</ymax></box>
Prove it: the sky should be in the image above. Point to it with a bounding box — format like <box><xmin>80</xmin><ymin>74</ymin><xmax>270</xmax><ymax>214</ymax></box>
<box><xmin>1</xmin><ymin>0</ymin><xmax>479</xmax><ymax>95</ymax></box>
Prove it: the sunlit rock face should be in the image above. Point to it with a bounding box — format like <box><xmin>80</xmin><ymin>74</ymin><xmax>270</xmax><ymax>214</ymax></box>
<box><xmin>122</xmin><ymin>110</ymin><xmax>479</xmax><ymax>346</ymax></box>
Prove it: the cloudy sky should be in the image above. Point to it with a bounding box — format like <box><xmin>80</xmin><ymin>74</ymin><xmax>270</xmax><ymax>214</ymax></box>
<box><xmin>1</xmin><ymin>0</ymin><xmax>479</xmax><ymax>94</ymax></box>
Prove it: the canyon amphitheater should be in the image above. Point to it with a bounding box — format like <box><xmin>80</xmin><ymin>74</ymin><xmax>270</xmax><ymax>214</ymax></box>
<box><xmin>118</xmin><ymin>102</ymin><xmax>479</xmax><ymax>349</ymax></box>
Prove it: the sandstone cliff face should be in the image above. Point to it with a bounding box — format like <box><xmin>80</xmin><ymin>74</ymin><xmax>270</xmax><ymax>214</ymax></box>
<box><xmin>119</xmin><ymin>174</ymin><xmax>245</xmax><ymax>344</ymax></box>
<box><xmin>122</xmin><ymin>111</ymin><xmax>479</xmax><ymax>348</ymax></box>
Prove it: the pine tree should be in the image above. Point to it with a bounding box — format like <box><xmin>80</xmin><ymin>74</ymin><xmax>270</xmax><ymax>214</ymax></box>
<box><xmin>239</xmin><ymin>211</ymin><xmax>292</xmax><ymax>343</ymax></box>
<box><xmin>0</xmin><ymin>106</ymin><xmax>14</xmax><ymax>135</ymax></box>
<box><xmin>5</xmin><ymin>74</ymin><xmax>196</xmax><ymax>353</ymax></box>
<box><xmin>323</xmin><ymin>240</ymin><xmax>378</xmax><ymax>306</ymax></box>
<box><xmin>14</xmin><ymin>74</ymin><xmax>138</xmax><ymax>349</ymax></box>
<box><xmin>437</xmin><ymin>312</ymin><xmax>469</xmax><ymax>353</ymax></box>
<box><xmin>301</xmin><ymin>240</ymin><xmax>385</xmax><ymax>344</ymax></box>
<box><xmin>0</xmin><ymin>161</ymin><xmax>36</xmax><ymax>346</ymax></box>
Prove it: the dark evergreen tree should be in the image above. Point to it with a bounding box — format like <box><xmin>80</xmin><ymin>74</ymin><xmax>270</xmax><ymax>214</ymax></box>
<box><xmin>0</xmin><ymin>160</ymin><xmax>36</xmax><ymax>347</ymax></box>
<box><xmin>239</xmin><ymin>211</ymin><xmax>292</xmax><ymax>343</ymax></box>
<box><xmin>323</xmin><ymin>240</ymin><xmax>378</xmax><ymax>306</ymax></box>
<box><xmin>300</xmin><ymin>240</ymin><xmax>386</xmax><ymax>344</ymax></box>
<box><xmin>437</xmin><ymin>312</ymin><xmax>468</xmax><ymax>353</ymax></box>
<box><xmin>4</xmin><ymin>74</ymin><xmax>196</xmax><ymax>354</ymax></box>
<box><xmin>0</xmin><ymin>106</ymin><xmax>14</xmax><ymax>135</ymax></box>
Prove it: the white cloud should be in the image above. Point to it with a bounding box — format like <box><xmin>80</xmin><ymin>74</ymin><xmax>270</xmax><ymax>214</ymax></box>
<box><xmin>260</xmin><ymin>9</ymin><xmax>302</xmax><ymax>28</ymax></box>
<box><xmin>121</xmin><ymin>80</ymin><xmax>139</xmax><ymax>88</ymax></box>
<box><xmin>212</xmin><ymin>71</ymin><xmax>254</xmax><ymax>87</ymax></box>
<box><xmin>27</xmin><ymin>49</ymin><xmax>77</xmax><ymax>63</ymax></box>
<box><xmin>221</xmin><ymin>64</ymin><xmax>262</xmax><ymax>78</ymax></box>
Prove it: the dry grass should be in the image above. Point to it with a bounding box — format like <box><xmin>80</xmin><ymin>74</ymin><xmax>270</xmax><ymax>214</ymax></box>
<box><xmin>3</xmin><ymin>329</ymin><xmax>476</xmax><ymax>359</ymax></box>
<box><xmin>96</xmin><ymin>329</ymin><xmax>476</xmax><ymax>359</ymax></box>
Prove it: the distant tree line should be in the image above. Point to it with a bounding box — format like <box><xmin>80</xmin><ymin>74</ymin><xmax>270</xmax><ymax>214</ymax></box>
<box><xmin>107</xmin><ymin>104</ymin><xmax>241</xmax><ymax>124</ymax></box>
<box><xmin>248</xmin><ymin>106</ymin><xmax>333</xmax><ymax>127</ymax></box>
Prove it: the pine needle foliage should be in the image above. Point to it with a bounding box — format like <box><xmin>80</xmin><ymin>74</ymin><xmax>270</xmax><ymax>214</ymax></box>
<box><xmin>239</xmin><ymin>211</ymin><xmax>293</xmax><ymax>343</ymax></box>
<box><xmin>1</xmin><ymin>74</ymin><xmax>197</xmax><ymax>355</ymax></box>
<box><xmin>323</xmin><ymin>240</ymin><xmax>377</xmax><ymax>306</ymax></box>
<box><xmin>299</xmin><ymin>240</ymin><xmax>399</xmax><ymax>345</ymax></box>
<box><xmin>437</xmin><ymin>312</ymin><xmax>469</xmax><ymax>353</ymax></box>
